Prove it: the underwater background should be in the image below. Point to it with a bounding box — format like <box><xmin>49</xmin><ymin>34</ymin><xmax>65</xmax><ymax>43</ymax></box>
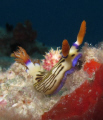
<box><xmin>0</xmin><ymin>1</ymin><xmax>103</xmax><ymax>120</ymax></box>
<box><xmin>0</xmin><ymin>0</ymin><xmax>103</xmax><ymax>47</ymax></box>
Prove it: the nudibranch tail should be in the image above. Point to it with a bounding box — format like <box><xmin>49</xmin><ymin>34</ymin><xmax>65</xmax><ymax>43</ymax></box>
<box><xmin>13</xmin><ymin>47</ymin><xmax>41</xmax><ymax>80</ymax></box>
<box><xmin>77</xmin><ymin>20</ymin><xmax>86</xmax><ymax>45</ymax></box>
<box><xmin>62</xmin><ymin>39</ymin><xmax>70</xmax><ymax>58</ymax></box>
<box><xmin>14</xmin><ymin>46</ymin><xmax>30</xmax><ymax>66</ymax></box>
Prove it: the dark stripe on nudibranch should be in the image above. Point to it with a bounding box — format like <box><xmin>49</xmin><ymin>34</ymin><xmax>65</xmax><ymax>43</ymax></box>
<box><xmin>34</xmin><ymin>58</ymin><xmax>65</xmax><ymax>86</ymax></box>
<box><xmin>52</xmin><ymin>58</ymin><xmax>65</xmax><ymax>69</ymax></box>
<box><xmin>43</xmin><ymin>77</ymin><xmax>56</xmax><ymax>92</ymax></box>
<box><xmin>44</xmin><ymin>80</ymin><xmax>56</xmax><ymax>93</ymax></box>
<box><xmin>36</xmin><ymin>74</ymin><xmax>55</xmax><ymax>91</ymax></box>
<box><xmin>36</xmin><ymin>74</ymin><xmax>56</xmax><ymax>92</ymax></box>
<box><xmin>36</xmin><ymin>73</ymin><xmax>55</xmax><ymax>88</ymax></box>
<box><xmin>34</xmin><ymin>60</ymin><xmax>65</xmax><ymax>93</ymax></box>
<box><xmin>43</xmin><ymin>66</ymin><xmax>64</xmax><ymax>92</ymax></box>
<box><xmin>36</xmin><ymin>74</ymin><xmax>44</xmax><ymax>76</ymax></box>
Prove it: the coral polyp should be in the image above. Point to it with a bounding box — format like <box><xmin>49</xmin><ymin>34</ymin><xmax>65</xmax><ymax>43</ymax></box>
<box><xmin>42</xmin><ymin>48</ymin><xmax>61</xmax><ymax>71</ymax></box>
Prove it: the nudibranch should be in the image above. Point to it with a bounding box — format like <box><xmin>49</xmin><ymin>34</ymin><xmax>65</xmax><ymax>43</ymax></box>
<box><xmin>13</xmin><ymin>20</ymin><xmax>86</xmax><ymax>95</ymax></box>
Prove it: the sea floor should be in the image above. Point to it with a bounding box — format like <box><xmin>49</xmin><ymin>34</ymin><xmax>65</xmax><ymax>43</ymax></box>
<box><xmin>0</xmin><ymin>42</ymin><xmax>103</xmax><ymax>120</ymax></box>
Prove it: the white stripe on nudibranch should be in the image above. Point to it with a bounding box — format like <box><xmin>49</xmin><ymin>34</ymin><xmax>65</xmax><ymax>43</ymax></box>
<box><xmin>75</xmin><ymin>41</ymin><xmax>79</xmax><ymax>45</ymax></box>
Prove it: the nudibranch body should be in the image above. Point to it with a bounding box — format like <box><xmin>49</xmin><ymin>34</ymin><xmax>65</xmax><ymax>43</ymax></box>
<box><xmin>13</xmin><ymin>20</ymin><xmax>86</xmax><ymax>95</ymax></box>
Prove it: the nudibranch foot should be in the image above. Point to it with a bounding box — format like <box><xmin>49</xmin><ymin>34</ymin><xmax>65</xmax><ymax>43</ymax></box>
<box><xmin>52</xmin><ymin>67</ymin><xmax>76</xmax><ymax>95</ymax></box>
<box><xmin>72</xmin><ymin>53</ymin><xmax>82</xmax><ymax>67</ymax></box>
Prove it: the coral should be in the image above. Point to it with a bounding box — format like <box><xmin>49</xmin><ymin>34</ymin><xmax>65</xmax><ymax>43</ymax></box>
<box><xmin>0</xmin><ymin>62</ymin><xmax>60</xmax><ymax>120</ymax></box>
<box><xmin>10</xmin><ymin>20</ymin><xmax>48</xmax><ymax>56</ymax></box>
<box><xmin>10</xmin><ymin>20</ymin><xmax>37</xmax><ymax>52</ymax></box>
<box><xmin>42</xmin><ymin>48</ymin><xmax>61</xmax><ymax>71</ymax></box>
<box><xmin>12</xmin><ymin>20</ymin><xmax>37</xmax><ymax>43</ymax></box>
<box><xmin>0</xmin><ymin>23</ymin><xmax>48</xmax><ymax>58</ymax></box>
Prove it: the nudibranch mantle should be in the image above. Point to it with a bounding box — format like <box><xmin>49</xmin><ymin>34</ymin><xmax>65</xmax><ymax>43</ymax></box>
<box><xmin>13</xmin><ymin>20</ymin><xmax>86</xmax><ymax>95</ymax></box>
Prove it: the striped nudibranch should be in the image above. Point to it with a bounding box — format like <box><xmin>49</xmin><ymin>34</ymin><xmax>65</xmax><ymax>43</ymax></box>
<box><xmin>13</xmin><ymin>20</ymin><xmax>86</xmax><ymax>95</ymax></box>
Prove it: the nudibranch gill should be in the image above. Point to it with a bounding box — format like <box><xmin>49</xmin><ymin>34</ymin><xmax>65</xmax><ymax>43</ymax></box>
<box><xmin>13</xmin><ymin>20</ymin><xmax>86</xmax><ymax>95</ymax></box>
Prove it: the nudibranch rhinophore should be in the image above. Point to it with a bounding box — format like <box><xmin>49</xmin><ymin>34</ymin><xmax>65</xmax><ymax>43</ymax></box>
<box><xmin>13</xmin><ymin>20</ymin><xmax>86</xmax><ymax>95</ymax></box>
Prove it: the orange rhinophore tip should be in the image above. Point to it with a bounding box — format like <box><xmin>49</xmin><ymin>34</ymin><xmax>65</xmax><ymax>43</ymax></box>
<box><xmin>62</xmin><ymin>39</ymin><xmax>70</xmax><ymax>57</ymax></box>
<box><xmin>77</xmin><ymin>20</ymin><xmax>86</xmax><ymax>45</ymax></box>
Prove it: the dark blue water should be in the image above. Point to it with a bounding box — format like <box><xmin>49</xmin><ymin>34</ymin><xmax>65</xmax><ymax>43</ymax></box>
<box><xmin>0</xmin><ymin>0</ymin><xmax>103</xmax><ymax>46</ymax></box>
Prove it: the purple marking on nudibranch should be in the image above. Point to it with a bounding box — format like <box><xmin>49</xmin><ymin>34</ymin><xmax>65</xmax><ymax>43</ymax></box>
<box><xmin>52</xmin><ymin>67</ymin><xmax>76</xmax><ymax>95</ymax></box>
<box><xmin>73</xmin><ymin>43</ymin><xmax>79</xmax><ymax>49</ymax></box>
<box><xmin>25</xmin><ymin>59</ymin><xmax>31</xmax><ymax>65</ymax></box>
<box><xmin>61</xmin><ymin>53</ymin><xmax>68</xmax><ymax>58</ymax></box>
<box><xmin>25</xmin><ymin>60</ymin><xmax>32</xmax><ymax>72</ymax></box>
<box><xmin>72</xmin><ymin>53</ymin><xmax>82</xmax><ymax>67</ymax></box>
